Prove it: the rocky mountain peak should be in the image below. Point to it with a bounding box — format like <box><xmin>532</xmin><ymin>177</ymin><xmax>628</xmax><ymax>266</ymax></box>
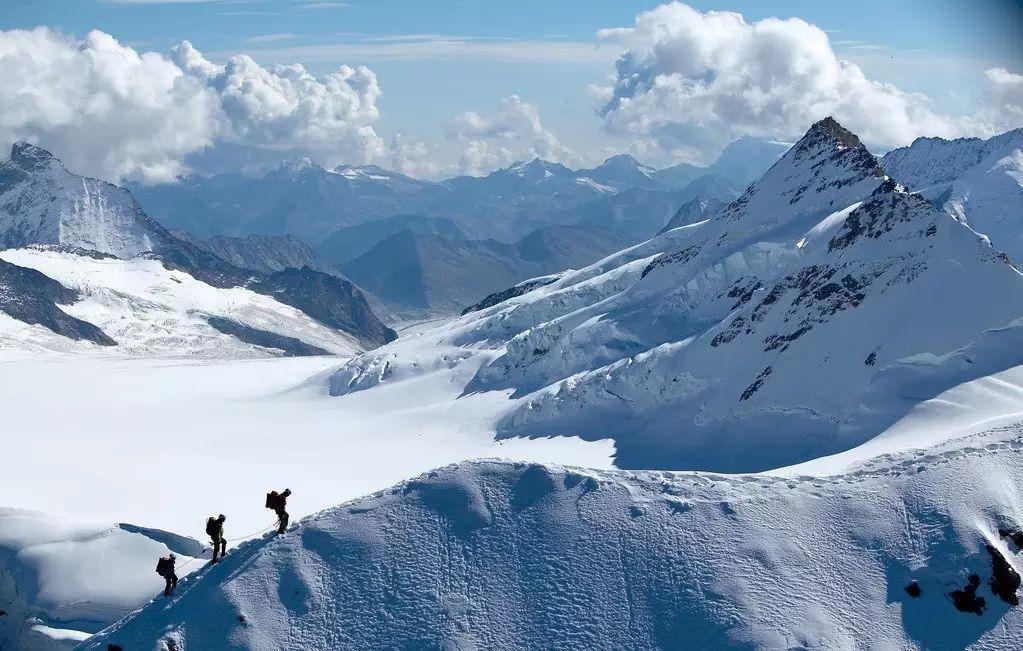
<box><xmin>8</xmin><ymin>141</ymin><xmax>58</xmax><ymax>172</ymax></box>
<box><xmin>801</xmin><ymin>116</ymin><xmax>863</xmax><ymax>151</ymax></box>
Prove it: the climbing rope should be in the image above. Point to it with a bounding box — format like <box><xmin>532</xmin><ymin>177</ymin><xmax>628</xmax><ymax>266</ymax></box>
<box><xmin>169</xmin><ymin>519</ymin><xmax>280</xmax><ymax>575</ymax></box>
<box><xmin>224</xmin><ymin>520</ymin><xmax>280</xmax><ymax>543</ymax></box>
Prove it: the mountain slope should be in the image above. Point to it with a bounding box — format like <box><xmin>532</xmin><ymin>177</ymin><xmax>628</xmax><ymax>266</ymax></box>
<box><xmin>173</xmin><ymin>232</ymin><xmax>336</xmax><ymax>276</ymax></box>
<box><xmin>0</xmin><ymin>257</ymin><xmax>115</xmax><ymax>347</ymax></box>
<box><xmin>86</xmin><ymin>433</ymin><xmax>1023</xmax><ymax>650</ymax></box>
<box><xmin>0</xmin><ymin>144</ymin><xmax>395</xmax><ymax>351</ymax></box>
<box><xmin>0</xmin><ymin>248</ymin><xmax>366</xmax><ymax>358</ymax></box>
<box><xmin>327</xmin><ymin>118</ymin><xmax>1023</xmax><ymax>473</ymax></box>
<box><xmin>341</xmin><ymin>226</ymin><xmax>624</xmax><ymax>316</ymax></box>
<box><xmin>660</xmin><ymin>197</ymin><xmax>726</xmax><ymax>232</ymax></box>
<box><xmin>313</xmin><ymin>215</ymin><xmax>466</xmax><ymax>266</ymax></box>
<box><xmin>654</xmin><ymin>135</ymin><xmax>789</xmax><ymax>190</ymax></box>
<box><xmin>882</xmin><ymin>129</ymin><xmax>1023</xmax><ymax>263</ymax></box>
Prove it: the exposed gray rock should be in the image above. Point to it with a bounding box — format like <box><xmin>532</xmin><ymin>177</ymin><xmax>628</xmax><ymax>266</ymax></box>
<box><xmin>204</xmin><ymin>316</ymin><xmax>331</xmax><ymax>356</ymax></box>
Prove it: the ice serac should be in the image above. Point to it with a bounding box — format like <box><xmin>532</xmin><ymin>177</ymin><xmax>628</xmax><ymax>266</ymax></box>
<box><xmin>0</xmin><ymin>142</ymin><xmax>164</xmax><ymax>259</ymax></box>
<box><xmin>0</xmin><ymin>248</ymin><xmax>367</xmax><ymax>358</ymax></box>
<box><xmin>83</xmin><ymin>437</ymin><xmax>1023</xmax><ymax>650</ymax></box>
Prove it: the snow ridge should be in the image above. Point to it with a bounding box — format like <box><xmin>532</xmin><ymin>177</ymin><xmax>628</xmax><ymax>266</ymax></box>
<box><xmin>85</xmin><ymin>430</ymin><xmax>1023</xmax><ymax>650</ymax></box>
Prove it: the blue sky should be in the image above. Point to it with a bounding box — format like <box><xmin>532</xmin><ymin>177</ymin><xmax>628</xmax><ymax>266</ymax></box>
<box><xmin>1</xmin><ymin>0</ymin><xmax>1021</xmax><ymax>179</ymax></box>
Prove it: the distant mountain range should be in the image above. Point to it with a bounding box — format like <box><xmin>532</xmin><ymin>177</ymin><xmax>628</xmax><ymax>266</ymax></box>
<box><xmin>0</xmin><ymin>143</ymin><xmax>394</xmax><ymax>355</ymax></box>
<box><xmin>127</xmin><ymin>136</ymin><xmax>790</xmax><ymax>246</ymax></box>
<box><xmin>340</xmin><ymin>225</ymin><xmax>626</xmax><ymax>317</ymax></box>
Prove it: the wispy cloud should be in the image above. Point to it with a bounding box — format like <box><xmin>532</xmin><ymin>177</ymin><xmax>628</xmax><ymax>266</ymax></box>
<box><xmin>834</xmin><ymin>39</ymin><xmax>888</xmax><ymax>51</ymax></box>
<box><xmin>230</xmin><ymin>34</ymin><xmax>614</xmax><ymax>63</ymax></box>
<box><xmin>104</xmin><ymin>0</ymin><xmax>249</xmax><ymax>4</ymax></box>
<box><xmin>246</xmin><ymin>32</ymin><xmax>300</xmax><ymax>43</ymax></box>
<box><xmin>298</xmin><ymin>1</ymin><xmax>346</xmax><ymax>9</ymax></box>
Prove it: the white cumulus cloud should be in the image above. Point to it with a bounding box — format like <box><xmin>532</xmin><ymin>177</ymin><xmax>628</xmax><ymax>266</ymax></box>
<box><xmin>450</xmin><ymin>95</ymin><xmax>576</xmax><ymax>175</ymax></box>
<box><xmin>985</xmin><ymin>67</ymin><xmax>1023</xmax><ymax>129</ymax></box>
<box><xmin>594</xmin><ymin>2</ymin><xmax>1011</xmax><ymax>163</ymax></box>
<box><xmin>0</xmin><ymin>28</ymin><xmax>386</xmax><ymax>183</ymax></box>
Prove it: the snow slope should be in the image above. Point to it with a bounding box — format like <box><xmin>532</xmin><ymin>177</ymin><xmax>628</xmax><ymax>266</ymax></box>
<box><xmin>329</xmin><ymin>118</ymin><xmax>1023</xmax><ymax>472</ymax></box>
<box><xmin>0</xmin><ymin>509</ymin><xmax>203</xmax><ymax>650</ymax></box>
<box><xmin>86</xmin><ymin>425</ymin><xmax>1023</xmax><ymax>650</ymax></box>
<box><xmin>0</xmin><ymin>248</ymin><xmax>364</xmax><ymax>358</ymax></box>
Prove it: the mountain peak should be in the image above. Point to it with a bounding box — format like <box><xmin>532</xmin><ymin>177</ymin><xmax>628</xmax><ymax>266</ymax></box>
<box><xmin>506</xmin><ymin>158</ymin><xmax>571</xmax><ymax>178</ymax></box>
<box><xmin>801</xmin><ymin>116</ymin><xmax>863</xmax><ymax>151</ymax></box>
<box><xmin>602</xmin><ymin>153</ymin><xmax>640</xmax><ymax>166</ymax></box>
<box><xmin>275</xmin><ymin>157</ymin><xmax>322</xmax><ymax>174</ymax></box>
<box><xmin>9</xmin><ymin>141</ymin><xmax>57</xmax><ymax>171</ymax></box>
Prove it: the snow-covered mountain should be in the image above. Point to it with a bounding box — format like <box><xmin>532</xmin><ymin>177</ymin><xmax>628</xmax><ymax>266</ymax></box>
<box><xmin>327</xmin><ymin>118</ymin><xmax>1023</xmax><ymax>472</ymax></box>
<box><xmin>0</xmin><ymin>142</ymin><xmax>169</xmax><ymax>259</ymax></box>
<box><xmin>883</xmin><ymin>129</ymin><xmax>1023</xmax><ymax>263</ymax></box>
<box><xmin>576</xmin><ymin>153</ymin><xmax>661</xmax><ymax>191</ymax></box>
<box><xmin>0</xmin><ymin>144</ymin><xmax>395</xmax><ymax>355</ymax></box>
<box><xmin>85</xmin><ymin>428</ymin><xmax>1023</xmax><ymax>649</ymax></box>
<box><xmin>0</xmin><ymin>248</ymin><xmax>368</xmax><ymax>358</ymax></box>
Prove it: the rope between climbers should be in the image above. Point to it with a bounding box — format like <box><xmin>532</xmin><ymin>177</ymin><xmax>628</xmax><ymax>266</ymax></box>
<box><xmin>173</xmin><ymin>519</ymin><xmax>279</xmax><ymax>573</ymax></box>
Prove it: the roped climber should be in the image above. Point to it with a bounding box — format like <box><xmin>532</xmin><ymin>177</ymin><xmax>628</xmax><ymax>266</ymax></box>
<box><xmin>156</xmin><ymin>553</ymin><xmax>177</xmax><ymax>596</ymax></box>
<box><xmin>266</xmin><ymin>488</ymin><xmax>292</xmax><ymax>534</ymax></box>
<box><xmin>206</xmin><ymin>513</ymin><xmax>227</xmax><ymax>562</ymax></box>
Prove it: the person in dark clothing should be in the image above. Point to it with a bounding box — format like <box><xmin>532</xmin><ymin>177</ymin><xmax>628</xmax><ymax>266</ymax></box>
<box><xmin>156</xmin><ymin>554</ymin><xmax>177</xmax><ymax>596</ymax></box>
<box><xmin>207</xmin><ymin>514</ymin><xmax>227</xmax><ymax>562</ymax></box>
<box><xmin>274</xmin><ymin>489</ymin><xmax>292</xmax><ymax>534</ymax></box>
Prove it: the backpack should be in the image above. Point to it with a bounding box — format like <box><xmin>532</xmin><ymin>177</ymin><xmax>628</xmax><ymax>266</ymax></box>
<box><xmin>206</xmin><ymin>516</ymin><xmax>218</xmax><ymax>537</ymax></box>
<box><xmin>156</xmin><ymin>556</ymin><xmax>171</xmax><ymax>576</ymax></box>
<box><xmin>266</xmin><ymin>491</ymin><xmax>281</xmax><ymax>510</ymax></box>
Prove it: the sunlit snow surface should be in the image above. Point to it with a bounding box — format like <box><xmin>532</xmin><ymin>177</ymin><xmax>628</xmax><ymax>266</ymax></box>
<box><xmin>86</xmin><ymin>427</ymin><xmax>1023</xmax><ymax>650</ymax></box>
<box><xmin>0</xmin><ymin>352</ymin><xmax>614</xmax><ymax>538</ymax></box>
<box><xmin>0</xmin><ymin>248</ymin><xmax>363</xmax><ymax>358</ymax></box>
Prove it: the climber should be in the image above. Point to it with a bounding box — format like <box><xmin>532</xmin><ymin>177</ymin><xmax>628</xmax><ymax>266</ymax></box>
<box><xmin>266</xmin><ymin>488</ymin><xmax>292</xmax><ymax>534</ymax></box>
<box><xmin>206</xmin><ymin>514</ymin><xmax>227</xmax><ymax>562</ymax></box>
<box><xmin>156</xmin><ymin>553</ymin><xmax>177</xmax><ymax>596</ymax></box>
